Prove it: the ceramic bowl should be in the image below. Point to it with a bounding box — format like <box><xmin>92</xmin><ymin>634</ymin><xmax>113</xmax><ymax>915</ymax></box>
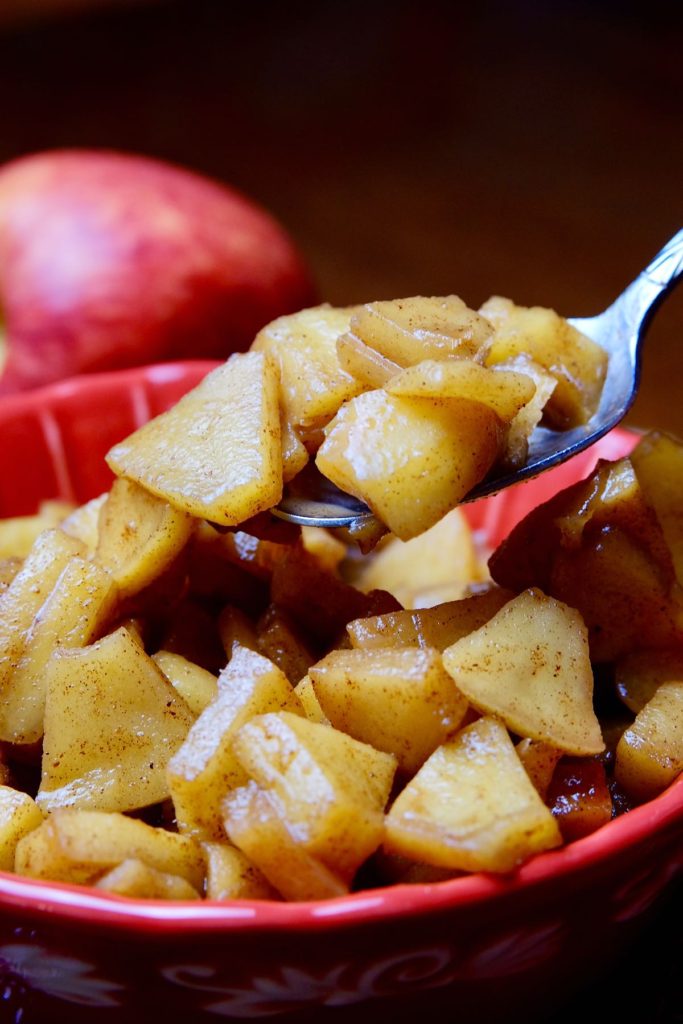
<box><xmin>0</xmin><ymin>363</ymin><xmax>681</xmax><ymax>1024</ymax></box>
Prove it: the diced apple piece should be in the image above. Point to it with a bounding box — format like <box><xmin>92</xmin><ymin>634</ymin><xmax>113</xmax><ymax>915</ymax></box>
<box><xmin>481</xmin><ymin>296</ymin><xmax>608</xmax><ymax>428</ymax></box>
<box><xmin>167</xmin><ymin>645</ymin><xmax>303</xmax><ymax>841</ymax></box>
<box><xmin>615</xmin><ymin>680</ymin><xmax>683</xmax><ymax>801</ymax></box>
<box><xmin>252</xmin><ymin>304</ymin><xmax>365</xmax><ymax>432</ymax></box>
<box><xmin>384</xmin><ymin>717</ymin><xmax>562</xmax><ymax>872</ymax></box>
<box><xmin>353</xmin><ymin>509</ymin><xmax>485</xmax><ymax>609</ymax></box>
<box><xmin>492</xmin><ymin>356</ymin><xmax>557</xmax><ymax>468</ymax></box>
<box><xmin>0</xmin><ymin>786</ymin><xmax>44</xmax><ymax>871</ymax></box>
<box><xmin>351</xmin><ymin>296</ymin><xmax>493</xmax><ymax>366</ymax></box>
<box><xmin>15</xmin><ymin>809</ymin><xmax>204</xmax><ymax>889</ymax></box>
<box><xmin>515</xmin><ymin>739</ymin><xmax>563</xmax><ymax>799</ymax></box>
<box><xmin>152</xmin><ymin>650</ymin><xmax>218</xmax><ymax>716</ymax></box>
<box><xmin>549</xmin><ymin>527</ymin><xmax>683</xmax><ymax>663</ymax></box>
<box><xmin>347</xmin><ymin>587</ymin><xmax>514</xmax><ymax>651</ymax></box>
<box><xmin>0</xmin><ymin>529</ymin><xmax>84</xmax><ymax>696</ymax></box>
<box><xmin>0</xmin><ymin>500</ymin><xmax>74</xmax><ymax>560</ymax></box>
<box><xmin>95</xmin><ymin>478</ymin><xmax>194</xmax><ymax>599</ymax></box>
<box><xmin>546</xmin><ymin>758</ymin><xmax>613</xmax><ymax>841</ymax></box>
<box><xmin>0</xmin><ymin>556</ymin><xmax>117</xmax><ymax>744</ymax></box>
<box><xmin>230</xmin><ymin>712</ymin><xmax>396</xmax><ymax>881</ymax></box>
<box><xmin>0</xmin><ymin>558</ymin><xmax>21</xmax><ymax>593</ymax></box>
<box><xmin>218</xmin><ymin>605</ymin><xmax>259</xmax><ymax>658</ymax></box>
<box><xmin>37</xmin><ymin>627</ymin><xmax>195</xmax><ymax>813</ymax></box>
<box><xmin>442</xmin><ymin>589</ymin><xmax>604</xmax><ymax>755</ymax></box>
<box><xmin>255</xmin><ymin>605</ymin><xmax>315</xmax><ymax>684</ymax></box>
<box><xmin>293</xmin><ymin>675</ymin><xmax>329</xmax><ymax>724</ymax></box>
<box><xmin>631</xmin><ymin>431</ymin><xmax>683</xmax><ymax>588</ymax></box>
<box><xmin>316</xmin><ymin>390</ymin><xmax>504</xmax><ymax>540</ymax></box>
<box><xmin>59</xmin><ymin>493</ymin><xmax>108</xmax><ymax>554</ymax></box>
<box><xmin>280</xmin><ymin>413</ymin><xmax>310</xmax><ymax>482</ymax></box>
<box><xmin>336</xmin><ymin>331</ymin><xmax>401</xmax><ymax>389</ymax></box>
<box><xmin>300</xmin><ymin>526</ymin><xmax>347</xmax><ymax>574</ymax></box>
<box><xmin>614</xmin><ymin>648</ymin><xmax>683</xmax><ymax>714</ymax></box>
<box><xmin>386</xmin><ymin>359</ymin><xmax>536</xmax><ymax>423</ymax></box>
<box><xmin>270</xmin><ymin>545</ymin><xmax>400</xmax><ymax>646</ymax></box>
<box><xmin>309</xmin><ymin>647</ymin><xmax>468</xmax><ymax>774</ymax></box>
<box><xmin>106</xmin><ymin>352</ymin><xmax>282</xmax><ymax>527</ymax></box>
<box><xmin>224</xmin><ymin>781</ymin><xmax>349</xmax><ymax>901</ymax></box>
<box><xmin>202</xmin><ymin>840</ymin><xmax>278</xmax><ymax>900</ymax></box>
<box><xmin>95</xmin><ymin>858</ymin><xmax>200</xmax><ymax>899</ymax></box>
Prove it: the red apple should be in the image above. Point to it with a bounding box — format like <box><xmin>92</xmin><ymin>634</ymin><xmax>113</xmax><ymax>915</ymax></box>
<box><xmin>0</xmin><ymin>149</ymin><xmax>316</xmax><ymax>393</ymax></box>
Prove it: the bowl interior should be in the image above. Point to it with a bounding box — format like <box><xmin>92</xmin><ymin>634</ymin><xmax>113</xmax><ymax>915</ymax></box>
<box><xmin>0</xmin><ymin>363</ymin><xmax>680</xmax><ymax>933</ymax></box>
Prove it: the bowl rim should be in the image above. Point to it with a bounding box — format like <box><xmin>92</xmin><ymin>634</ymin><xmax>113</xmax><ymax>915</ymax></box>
<box><xmin>0</xmin><ymin>775</ymin><xmax>680</xmax><ymax>934</ymax></box>
<box><xmin>0</xmin><ymin>365</ymin><xmax>681</xmax><ymax>935</ymax></box>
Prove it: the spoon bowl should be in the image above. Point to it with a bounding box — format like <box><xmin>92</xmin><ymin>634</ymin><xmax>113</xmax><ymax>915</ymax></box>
<box><xmin>274</xmin><ymin>229</ymin><xmax>683</xmax><ymax>532</ymax></box>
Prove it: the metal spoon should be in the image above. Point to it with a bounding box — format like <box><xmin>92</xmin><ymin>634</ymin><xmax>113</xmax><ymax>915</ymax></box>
<box><xmin>273</xmin><ymin>229</ymin><xmax>683</xmax><ymax>536</ymax></box>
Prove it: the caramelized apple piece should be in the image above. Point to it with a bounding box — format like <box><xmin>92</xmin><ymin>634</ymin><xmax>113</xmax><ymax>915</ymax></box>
<box><xmin>229</xmin><ymin>711</ymin><xmax>396</xmax><ymax>882</ymax></box>
<box><xmin>347</xmin><ymin>587</ymin><xmax>514</xmax><ymax>651</ymax></box>
<box><xmin>15</xmin><ymin>809</ymin><xmax>204</xmax><ymax>889</ymax></box>
<box><xmin>546</xmin><ymin>758</ymin><xmax>612</xmax><ymax>841</ymax></box>
<box><xmin>167</xmin><ymin>645</ymin><xmax>303</xmax><ymax>840</ymax></box>
<box><xmin>351</xmin><ymin>296</ymin><xmax>493</xmax><ymax>366</ymax></box>
<box><xmin>384</xmin><ymin>717</ymin><xmax>562</xmax><ymax>873</ymax></box>
<box><xmin>38</xmin><ymin>627</ymin><xmax>194</xmax><ymax>813</ymax></box>
<box><xmin>309</xmin><ymin>646</ymin><xmax>469</xmax><ymax>774</ymax></box>
<box><xmin>107</xmin><ymin>353</ymin><xmax>283</xmax><ymax>527</ymax></box>
<box><xmin>615</xmin><ymin>679</ymin><xmax>683</xmax><ymax>801</ymax></box>
<box><xmin>252</xmin><ymin>304</ymin><xmax>365</xmax><ymax>433</ymax></box>
<box><xmin>442</xmin><ymin>589</ymin><xmax>604</xmax><ymax>755</ymax></box>
<box><xmin>317</xmin><ymin>390</ymin><xmax>504</xmax><ymax>540</ymax></box>
<box><xmin>95</xmin><ymin>478</ymin><xmax>194</xmax><ymax>600</ymax></box>
<box><xmin>386</xmin><ymin>359</ymin><xmax>535</xmax><ymax>422</ymax></box>
<box><xmin>224</xmin><ymin>781</ymin><xmax>349</xmax><ymax>901</ymax></box>
<box><xmin>481</xmin><ymin>295</ymin><xmax>608</xmax><ymax>428</ymax></box>
<box><xmin>353</xmin><ymin>508</ymin><xmax>485</xmax><ymax>609</ymax></box>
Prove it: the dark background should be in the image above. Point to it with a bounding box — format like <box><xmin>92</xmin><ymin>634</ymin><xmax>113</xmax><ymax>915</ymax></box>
<box><xmin>1</xmin><ymin>0</ymin><xmax>682</xmax><ymax>430</ymax></box>
<box><xmin>0</xmin><ymin>2</ymin><xmax>681</xmax><ymax>1021</ymax></box>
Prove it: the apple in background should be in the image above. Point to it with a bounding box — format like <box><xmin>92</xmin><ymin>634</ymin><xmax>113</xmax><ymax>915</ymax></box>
<box><xmin>0</xmin><ymin>149</ymin><xmax>317</xmax><ymax>394</ymax></box>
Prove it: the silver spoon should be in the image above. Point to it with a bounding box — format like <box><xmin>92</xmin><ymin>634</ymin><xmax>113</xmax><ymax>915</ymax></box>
<box><xmin>273</xmin><ymin>229</ymin><xmax>683</xmax><ymax>537</ymax></box>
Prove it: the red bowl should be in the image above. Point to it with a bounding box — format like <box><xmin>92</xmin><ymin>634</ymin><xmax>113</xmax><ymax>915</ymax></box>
<box><xmin>0</xmin><ymin>363</ymin><xmax>681</xmax><ymax>1024</ymax></box>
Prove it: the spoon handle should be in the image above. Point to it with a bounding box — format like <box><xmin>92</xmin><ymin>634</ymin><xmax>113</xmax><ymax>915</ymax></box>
<box><xmin>609</xmin><ymin>228</ymin><xmax>683</xmax><ymax>336</ymax></box>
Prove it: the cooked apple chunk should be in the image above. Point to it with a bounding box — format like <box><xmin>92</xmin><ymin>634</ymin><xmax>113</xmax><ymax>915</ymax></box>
<box><xmin>229</xmin><ymin>711</ymin><xmax>397</xmax><ymax>882</ymax></box>
<box><xmin>0</xmin><ymin>528</ymin><xmax>85</xmax><ymax>699</ymax></box>
<box><xmin>386</xmin><ymin>359</ymin><xmax>536</xmax><ymax>422</ymax></box>
<box><xmin>106</xmin><ymin>352</ymin><xmax>282</xmax><ymax>527</ymax></box>
<box><xmin>152</xmin><ymin>650</ymin><xmax>218</xmax><ymax>716</ymax></box>
<box><xmin>384</xmin><ymin>716</ymin><xmax>562</xmax><ymax>873</ymax></box>
<box><xmin>336</xmin><ymin>331</ymin><xmax>401</xmax><ymax>389</ymax></box>
<box><xmin>615</xmin><ymin>679</ymin><xmax>683</xmax><ymax>801</ymax></box>
<box><xmin>352</xmin><ymin>508</ymin><xmax>485</xmax><ymax>609</ymax></box>
<box><xmin>309</xmin><ymin>647</ymin><xmax>469</xmax><ymax>774</ymax></box>
<box><xmin>631</xmin><ymin>430</ymin><xmax>683</xmax><ymax>588</ymax></box>
<box><xmin>316</xmin><ymin>390</ymin><xmax>504</xmax><ymax>540</ymax></box>
<box><xmin>0</xmin><ymin>786</ymin><xmax>44</xmax><ymax>871</ymax></box>
<box><xmin>351</xmin><ymin>296</ymin><xmax>493</xmax><ymax>366</ymax></box>
<box><xmin>37</xmin><ymin>627</ymin><xmax>195</xmax><ymax>813</ymax></box>
<box><xmin>224</xmin><ymin>781</ymin><xmax>349</xmax><ymax>901</ymax></box>
<box><xmin>15</xmin><ymin>809</ymin><xmax>204</xmax><ymax>889</ymax></box>
<box><xmin>0</xmin><ymin>556</ymin><xmax>116</xmax><ymax>745</ymax></box>
<box><xmin>480</xmin><ymin>296</ymin><xmax>608</xmax><ymax>428</ymax></box>
<box><xmin>252</xmin><ymin>304</ymin><xmax>365</xmax><ymax>433</ymax></box>
<box><xmin>442</xmin><ymin>589</ymin><xmax>604</xmax><ymax>755</ymax></box>
<box><xmin>167</xmin><ymin>645</ymin><xmax>304</xmax><ymax>841</ymax></box>
<box><xmin>202</xmin><ymin>840</ymin><xmax>278</xmax><ymax>901</ymax></box>
<box><xmin>347</xmin><ymin>587</ymin><xmax>514</xmax><ymax>651</ymax></box>
<box><xmin>95</xmin><ymin>858</ymin><xmax>200</xmax><ymax>900</ymax></box>
<box><xmin>95</xmin><ymin>478</ymin><xmax>194</xmax><ymax>599</ymax></box>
